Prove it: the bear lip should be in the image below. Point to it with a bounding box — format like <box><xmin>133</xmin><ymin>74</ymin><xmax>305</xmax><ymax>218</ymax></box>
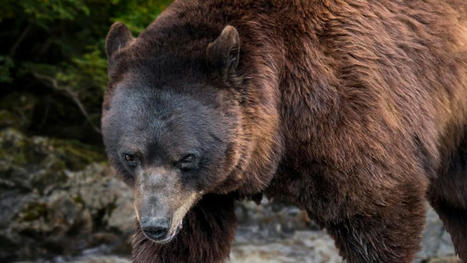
<box><xmin>148</xmin><ymin>223</ymin><xmax>183</xmax><ymax>244</ymax></box>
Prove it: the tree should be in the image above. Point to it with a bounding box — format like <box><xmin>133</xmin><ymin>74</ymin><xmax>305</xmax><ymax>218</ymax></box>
<box><xmin>0</xmin><ymin>0</ymin><xmax>172</xmax><ymax>145</ymax></box>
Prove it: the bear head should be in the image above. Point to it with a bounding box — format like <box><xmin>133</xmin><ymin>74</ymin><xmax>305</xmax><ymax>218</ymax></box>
<box><xmin>102</xmin><ymin>21</ymin><xmax>281</xmax><ymax>243</ymax></box>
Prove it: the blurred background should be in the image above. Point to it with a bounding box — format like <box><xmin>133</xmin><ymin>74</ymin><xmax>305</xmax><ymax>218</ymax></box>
<box><xmin>0</xmin><ymin>1</ymin><xmax>460</xmax><ymax>262</ymax></box>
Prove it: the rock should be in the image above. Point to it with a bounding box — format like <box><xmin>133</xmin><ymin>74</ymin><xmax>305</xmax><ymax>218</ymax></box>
<box><xmin>0</xmin><ymin>128</ymin><xmax>133</xmax><ymax>261</ymax></box>
<box><xmin>231</xmin><ymin>200</ymin><xmax>459</xmax><ymax>263</ymax></box>
<box><xmin>72</xmin><ymin>255</ymin><xmax>131</xmax><ymax>263</ymax></box>
<box><xmin>416</xmin><ymin>204</ymin><xmax>457</xmax><ymax>262</ymax></box>
<box><xmin>425</xmin><ymin>257</ymin><xmax>461</xmax><ymax>263</ymax></box>
<box><xmin>231</xmin><ymin>230</ymin><xmax>342</xmax><ymax>263</ymax></box>
<box><xmin>19</xmin><ymin>255</ymin><xmax>132</xmax><ymax>263</ymax></box>
<box><xmin>232</xmin><ymin>200</ymin><xmax>342</xmax><ymax>263</ymax></box>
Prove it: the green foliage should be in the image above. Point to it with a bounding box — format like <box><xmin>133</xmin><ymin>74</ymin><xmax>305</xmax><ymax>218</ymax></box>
<box><xmin>0</xmin><ymin>0</ymin><xmax>173</xmax><ymax>145</ymax></box>
<box><xmin>113</xmin><ymin>0</ymin><xmax>172</xmax><ymax>33</ymax></box>
<box><xmin>0</xmin><ymin>0</ymin><xmax>90</xmax><ymax>24</ymax></box>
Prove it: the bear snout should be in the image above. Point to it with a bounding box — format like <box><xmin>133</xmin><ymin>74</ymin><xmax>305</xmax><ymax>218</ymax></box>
<box><xmin>140</xmin><ymin>217</ymin><xmax>171</xmax><ymax>242</ymax></box>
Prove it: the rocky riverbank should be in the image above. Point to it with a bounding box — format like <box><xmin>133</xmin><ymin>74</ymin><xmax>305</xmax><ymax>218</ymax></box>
<box><xmin>0</xmin><ymin>127</ymin><xmax>460</xmax><ymax>262</ymax></box>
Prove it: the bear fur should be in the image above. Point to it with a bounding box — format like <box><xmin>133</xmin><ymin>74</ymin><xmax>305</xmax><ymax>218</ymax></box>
<box><xmin>102</xmin><ymin>0</ymin><xmax>467</xmax><ymax>262</ymax></box>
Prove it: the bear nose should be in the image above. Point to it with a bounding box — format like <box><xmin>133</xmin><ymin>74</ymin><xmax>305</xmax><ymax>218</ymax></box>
<box><xmin>141</xmin><ymin>217</ymin><xmax>170</xmax><ymax>241</ymax></box>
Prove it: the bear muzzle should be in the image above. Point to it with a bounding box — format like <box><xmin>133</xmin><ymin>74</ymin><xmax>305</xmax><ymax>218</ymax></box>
<box><xmin>140</xmin><ymin>216</ymin><xmax>182</xmax><ymax>243</ymax></box>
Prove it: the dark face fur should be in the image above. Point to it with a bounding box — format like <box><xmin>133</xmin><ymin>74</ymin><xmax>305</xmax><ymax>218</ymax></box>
<box><xmin>102</xmin><ymin>23</ymin><xmax>244</xmax><ymax>243</ymax></box>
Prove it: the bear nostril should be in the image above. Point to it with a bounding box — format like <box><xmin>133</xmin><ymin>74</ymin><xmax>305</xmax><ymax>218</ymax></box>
<box><xmin>143</xmin><ymin>225</ymin><xmax>169</xmax><ymax>240</ymax></box>
<box><xmin>140</xmin><ymin>217</ymin><xmax>171</xmax><ymax>241</ymax></box>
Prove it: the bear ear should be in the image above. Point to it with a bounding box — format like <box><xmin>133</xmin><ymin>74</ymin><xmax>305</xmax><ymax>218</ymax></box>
<box><xmin>206</xmin><ymin>25</ymin><xmax>241</xmax><ymax>80</ymax></box>
<box><xmin>105</xmin><ymin>22</ymin><xmax>134</xmax><ymax>59</ymax></box>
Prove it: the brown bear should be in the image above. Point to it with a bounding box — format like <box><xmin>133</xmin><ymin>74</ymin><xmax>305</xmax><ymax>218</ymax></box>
<box><xmin>101</xmin><ymin>0</ymin><xmax>467</xmax><ymax>262</ymax></box>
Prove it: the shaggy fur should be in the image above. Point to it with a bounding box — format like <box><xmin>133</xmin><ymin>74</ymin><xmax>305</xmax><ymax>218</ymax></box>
<box><xmin>103</xmin><ymin>0</ymin><xmax>467</xmax><ymax>262</ymax></box>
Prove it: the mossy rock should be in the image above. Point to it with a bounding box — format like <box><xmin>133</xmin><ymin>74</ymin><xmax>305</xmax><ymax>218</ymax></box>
<box><xmin>46</xmin><ymin>138</ymin><xmax>105</xmax><ymax>170</ymax></box>
<box><xmin>0</xmin><ymin>128</ymin><xmax>105</xmax><ymax>196</ymax></box>
<box><xmin>18</xmin><ymin>202</ymin><xmax>48</xmax><ymax>222</ymax></box>
<box><xmin>0</xmin><ymin>128</ymin><xmax>104</xmax><ymax>171</ymax></box>
<box><xmin>0</xmin><ymin>128</ymin><xmax>133</xmax><ymax>261</ymax></box>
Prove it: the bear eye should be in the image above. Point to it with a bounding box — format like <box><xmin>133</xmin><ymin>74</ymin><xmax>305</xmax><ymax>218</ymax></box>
<box><xmin>180</xmin><ymin>154</ymin><xmax>195</xmax><ymax>163</ymax></box>
<box><xmin>122</xmin><ymin>153</ymin><xmax>138</xmax><ymax>168</ymax></box>
<box><xmin>177</xmin><ymin>154</ymin><xmax>198</xmax><ymax>171</ymax></box>
<box><xmin>124</xmin><ymin>154</ymin><xmax>135</xmax><ymax>162</ymax></box>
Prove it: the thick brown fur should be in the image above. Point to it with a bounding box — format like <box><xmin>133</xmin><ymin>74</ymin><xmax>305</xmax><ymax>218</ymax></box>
<box><xmin>104</xmin><ymin>0</ymin><xmax>467</xmax><ymax>262</ymax></box>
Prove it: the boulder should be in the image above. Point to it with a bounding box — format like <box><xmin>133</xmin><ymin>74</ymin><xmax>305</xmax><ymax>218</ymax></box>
<box><xmin>0</xmin><ymin>128</ymin><xmax>133</xmax><ymax>261</ymax></box>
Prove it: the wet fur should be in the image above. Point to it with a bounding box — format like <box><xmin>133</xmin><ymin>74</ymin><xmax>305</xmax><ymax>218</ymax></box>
<box><xmin>104</xmin><ymin>0</ymin><xmax>467</xmax><ymax>262</ymax></box>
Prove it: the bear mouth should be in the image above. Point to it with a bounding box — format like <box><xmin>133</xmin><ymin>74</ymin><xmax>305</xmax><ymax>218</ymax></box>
<box><xmin>149</xmin><ymin>223</ymin><xmax>183</xmax><ymax>245</ymax></box>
